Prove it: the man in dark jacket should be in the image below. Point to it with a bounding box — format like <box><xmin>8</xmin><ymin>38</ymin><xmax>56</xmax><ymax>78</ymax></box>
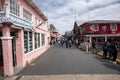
<box><xmin>102</xmin><ymin>41</ymin><xmax>110</xmax><ymax>59</ymax></box>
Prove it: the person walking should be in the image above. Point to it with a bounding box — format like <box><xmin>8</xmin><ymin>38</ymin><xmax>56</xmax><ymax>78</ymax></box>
<box><xmin>68</xmin><ymin>39</ymin><xmax>72</xmax><ymax>48</ymax></box>
<box><xmin>92</xmin><ymin>40</ymin><xmax>96</xmax><ymax>54</ymax></box>
<box><xmin>111</xmin><ymin>43</ymin><xmax>118</xmax><ymax>63</ymax></box>
<box><xmin>58</xmin><ymin>40</ymin><xmax>61</xmax><ymax>47</ymax></box>
<box><xmin>75</xmin><ymin>39</ymin><xmax>79</xmax><ymax>48</ymax></box>
<box><xmin>102</xmin><ymin>41</ymin><xmax>110</xmax><ymax>59</ymax></box>
<box><xmin>65</xmin><ymin>39</ymin><xmax>68</xmax><ymax>48</ymax></box>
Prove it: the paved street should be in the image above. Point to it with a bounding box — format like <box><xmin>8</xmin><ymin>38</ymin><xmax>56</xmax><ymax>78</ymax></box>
<box><xmin>13</xmin><ymin>46</ymin><xmax>120</xmax><ymax>80</ymax></box>
<box><xmin>6</xmin><ymin>46</ymin><xmax>120</xmax><ymax>80</ymax></box>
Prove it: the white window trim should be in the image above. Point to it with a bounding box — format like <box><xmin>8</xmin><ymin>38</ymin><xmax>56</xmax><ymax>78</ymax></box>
<box><xmin>102</xmin><ymin>25</ymin><xmax>107</xmax><ymax>32</ymax></box>
<box><xmin>10</xmin><ymin>0</ymin><xmax>20</xmax><ymax>16</ymax></box>
<box><xmin>23</xmin><ymin>8</ymin><xmax>32</xmax><ymax>21</ymax></box>
<box><xmin>24</xmin><ymin>31</ymin><xmax>33</xmax><ymax>53</ymax></box>
<box><xmin>92</xmin><ymin>24</ymin><xmax>99</xmax><ymax>31</ymax></box>
<box><xmin>41</xmin><ymin>34</ymin><xmax>45</xmax><ymax>46</ymax></box>
<box><xmin>110</xmin><ymin>24</ymin><xmax>117</xmax><ymax>30</ymax></box>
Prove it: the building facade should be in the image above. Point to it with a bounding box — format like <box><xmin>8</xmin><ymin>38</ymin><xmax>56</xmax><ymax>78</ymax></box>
<box><xmin>74</xmin><ymin>20</ymin><xmax>120</xmax><ymax>43</ymax></box>
<box><xmin>73</xmin><ymin>20</ymin><xmax>120</xmax><ymax>59</ymax></box>
<box><xmin>49</xmin><ymin>24</ymin><xmax>59</xmax><ymax>42</ymax></box>
<box><xmin>0</xmin><ymin>0</ymin><xmax>50</xmax><ymax>76</ymax></box>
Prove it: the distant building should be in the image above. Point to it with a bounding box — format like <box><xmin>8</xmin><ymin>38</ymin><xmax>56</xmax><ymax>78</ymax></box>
<box><xmin>49</xmin><ymin>24</ymin><xmax>59</xmax><ymax>42</ymax></box>
<box><xmin>0</xmin><ymin>0</ymin><xmax>50</xmax><ymax>76</ymax></box>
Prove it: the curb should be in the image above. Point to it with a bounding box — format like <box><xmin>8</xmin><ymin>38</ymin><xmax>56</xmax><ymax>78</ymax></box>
<box><xmin>97</xmin><ymin>52</ymin><xmax>120</xmax><ymax>64</ymax></box>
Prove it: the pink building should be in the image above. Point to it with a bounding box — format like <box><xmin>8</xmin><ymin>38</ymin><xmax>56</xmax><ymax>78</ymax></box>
<box><xmin>0</xmin><ymin>0</ymin><xmax>50</xmax><ymax>76</ymax></box>
<box><xmin>50</xmin><ymin>24</ymin><xmax>59</xmax><ymax>42</ymax></box>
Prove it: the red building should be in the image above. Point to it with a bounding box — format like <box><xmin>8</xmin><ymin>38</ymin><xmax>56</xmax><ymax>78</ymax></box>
<box><xmin>74</xmin><ymin>20</ymin><xmax>120</xmax><ymax>43</ymax></box>
<box><xmin>73</xmin><ymin>20</ymin><xmax>120</xmax><ymax>59</ymax></box>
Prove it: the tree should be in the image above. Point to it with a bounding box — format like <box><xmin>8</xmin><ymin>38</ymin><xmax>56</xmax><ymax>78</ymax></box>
<box><xmin>50</xmin><ymin>24</ymin><xmax>56</xmax><ymax>31</ymax></box>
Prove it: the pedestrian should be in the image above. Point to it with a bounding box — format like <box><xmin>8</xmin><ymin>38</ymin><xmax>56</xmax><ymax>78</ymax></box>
<box><xmin>75</xmin><ymin>39</ymin><xmax>79</xmax><ymax>48</ymax></box>
<box><xmin>60</xmin><ymin>39</ymin><xmax>64</xmax><ymax>47</ymax></box>
<box><xmin>65</xmin><ymin>39</ymin><xmax>68</xmax><ymax>48</ymax></box>
<box><xmin>107</xmin><ymin>42</ymin><xmax>113</xmax><ymax>60</ymax></box>
<box><xmin>68</xmin><ymin>39</ymin><xmax>72</xmax><ymax>48</ymax></box>
<box><xmin>102</xmin><ymin>41</ymin><xmax>110</xmax><ymax>59</ymax></box>
<box><xmin>58</xmin><ymin>40</ymin><xmax>61</xmax><ymax>47</ymax></box>
<box><xmin>92</xmin><ymin>40</ymin><xmax>96</xmax><ymax>54</ymax></box>
<box><xmin>111</xmin><ymin>43</ymin><xmax>118</xmax><ymax>63</ymax></box>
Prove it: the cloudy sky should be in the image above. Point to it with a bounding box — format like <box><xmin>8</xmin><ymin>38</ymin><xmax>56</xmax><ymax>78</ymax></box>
<box><xmin>34</xmin><ymin>0</ymin><xmax>120</xmax><ymax>35</ymax></box>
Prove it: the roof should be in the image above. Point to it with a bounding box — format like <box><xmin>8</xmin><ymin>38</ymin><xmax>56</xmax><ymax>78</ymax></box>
<box><xmin>75</xmin><ymin>20</ymin><xmax>120</xmax><ymax>27</ymax></box>
<box><xmin>85</xmin><ymin>20</ymin><xmax>120</xmax><ymax>24</ymax></box>
<box><xmin>75</xmin><ymin>21</ymin><xmax>86</xmax><ymax>26</ymax></box>
<box><xmin>25</xmin><ymin>0</ymin><xmax>47</xmax><ymax>21</ymax></box>
<box><xmin>84</xmin><ymin>34</ymin><xmax>120</xmax><ymax>37</ymax></box>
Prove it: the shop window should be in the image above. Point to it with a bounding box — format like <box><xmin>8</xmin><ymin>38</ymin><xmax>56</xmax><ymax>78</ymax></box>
<box><xmin>38</xmin><ymin>33</ymin><xmax>40</xmax><ymax>47</ymax></box>
<box><xmin>110</xmin><ymin>24</ymin><xmax>117</xmax><ymax>30</ymax></box>
<box><xmin>24</xmin><ymin>31</ymin><xmax>28</xmax><ymax>53</ymax></box>
<box><xmin>24</xmin><ymin>31</ymin><xmax>33</xmax><ymax>53</ymax></box>
<box><xmin>29</xmin><ymin>32</ymin><xmax>33</xmax><ymax>51</ymax></box>
<box><xmin>10</xmin><ymin>0</ymin><xmax>20</xmax><ymax>16</ymax></box>
<box><xmin>35</xmin><ymin>33</ymin><xmax>40</xmax><ymax>49</ymax></box>
<box><xmin>23</xmin><ymin>9</ymin><xmax>32</xmax><ymax>21</ymax></box>
<box><xmin>41</xmin><ymin>34</ymin><xmax>45</xmax><ymax>46</ymax></box>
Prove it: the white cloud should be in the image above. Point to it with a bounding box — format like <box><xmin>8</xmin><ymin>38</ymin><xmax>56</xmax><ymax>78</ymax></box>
<box><xmin>34</xmin><ymin>0</ymin><xmax>120</xmax><ymax>35</ymax></box>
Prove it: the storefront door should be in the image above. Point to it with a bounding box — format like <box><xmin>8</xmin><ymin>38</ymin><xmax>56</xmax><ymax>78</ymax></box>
<box><xmin>11</xmin><ymin>32</ymin><xmax>17</xmax><ymax>67</ymax></box>
<box><xmin>0</xmin><ymin>32</ymin><xmax>3</xmax><ymax>75</ymax></box>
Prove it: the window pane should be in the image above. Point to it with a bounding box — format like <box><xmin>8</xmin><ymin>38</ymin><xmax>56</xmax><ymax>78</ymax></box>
<box><xmin>38</xmin><ymin>33</ymin><xmax>40</xmax><ymax>47</ymax></box>
<box><xmin>10</xmin><ymin>0</ymin><xmax>20</xmax><ymax>16</ymax></box>
<box><xmin>29</xmin><ymin>32</ymin><xmax>33</xmax><ymax>51</ymax></box>
<box><xmin>24</xmin><ymin>31</ymin><xmax>28</xmax><ymax>53</ymax></box>
<box><xmin>23</xmin><ymin>9</ymin><xmax>32</xmax><ymax>21</ymax></box>
<box><xmin>102</xmin><ymin>25</ymin><xmax>107</xmax><ymax>32</ymax></box>
<box><xmin>35</xmin><ymin>33</ymin><xmax>37</xmax><ymax>49</ymax></box>
<box><xmin>93</xmin><ymin>24</ymin><xmax>98</xmax><ymax>30</ymax></box>
<box><xmin>110</xmin><ymin>24</ymin><xmax>117</xmax><ymax>30</ymax></box>
<box><xmin>41</xmin><ymin>34</ymin><xmax>45</xmax><ymax>46</ymax></box>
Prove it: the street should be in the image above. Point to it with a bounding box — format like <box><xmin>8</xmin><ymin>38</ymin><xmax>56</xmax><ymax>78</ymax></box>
<box><xmin>10</xmin><ymin>45</ymin><xmax>120</xmax><ymax>80</ymax></box>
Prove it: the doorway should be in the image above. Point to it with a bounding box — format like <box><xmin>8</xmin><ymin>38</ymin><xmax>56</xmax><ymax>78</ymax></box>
<box><xmin>0</xmin><ymin>32</ymin><xmax>3</xmax><ymax>76</ymax></box>
<box><xmin>11</xmin><ymin>32</ymin><xmax>17</xmax><ymax>67</ymax></box>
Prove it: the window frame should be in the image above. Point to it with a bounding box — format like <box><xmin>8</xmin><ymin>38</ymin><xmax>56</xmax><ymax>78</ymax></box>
<box><xmin>10</xmin><ymin>0</ymin><xmax>20</xmax><ymax>16</ymax></box>
<box><xmin>110</xmin><ymin>24</ymin><xmax>117</xmax><ymax>30</ymax></box>
<box><xmin>41</xmin><ymin>34</ymin><xmax>45</xmax><ymax>46</ymax></box>
<box><xmin>35</xmin><ymin>33</ymin><xmax>40</xmax><ymax>49</ymax></box>
<box><xmin>102</xmin><ymin>25</ymin><xmax>107</xmax><ymax>32</ymax></box>
<box><xmin>24</xmin><ymin>31</ymin><xmax>33</xmax><ymax>53</ymax></box>
<box><xmin>23</xmin><ymin>8</ymin><xmax>32</xmax><ymax>21</ymax></box>
<box><xmin>92</xmin><ymin>24</ymin><xmax>99</xmax><ymax>31</ymax></box>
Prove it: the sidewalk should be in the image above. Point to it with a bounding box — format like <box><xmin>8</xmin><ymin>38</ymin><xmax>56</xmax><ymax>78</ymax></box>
<box><xmin>5</xmin><ymin>74</ymin><xmax>120</xmax><ymax>80</ymax></box>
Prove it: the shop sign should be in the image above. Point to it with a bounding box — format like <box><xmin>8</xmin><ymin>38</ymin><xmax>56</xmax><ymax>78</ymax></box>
<box><xmin>9</xmin><ymin>13</ymin><xmax>33</xmax><ymax>29</ymax></box>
